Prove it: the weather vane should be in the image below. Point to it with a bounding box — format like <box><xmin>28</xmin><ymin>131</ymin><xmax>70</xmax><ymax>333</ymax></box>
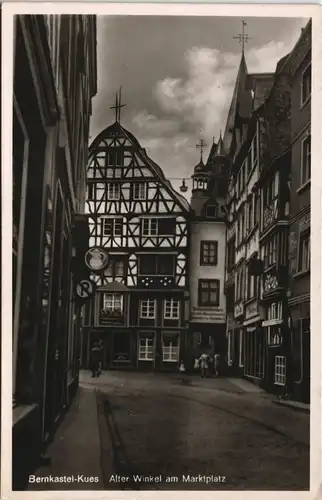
<box><xmin>110</xmin><ymin>87</ymin><xmax>126</xmax><ymax>123</ymax></box>
<box><xmin>196</xmin><ymin>139</ymin><xmax>207</xmax><ymax>163</ymax></box>
<box><xmin>233</xmin><ymin>20</ymin><xmax>252</xmax><ymax>54</ymax></box>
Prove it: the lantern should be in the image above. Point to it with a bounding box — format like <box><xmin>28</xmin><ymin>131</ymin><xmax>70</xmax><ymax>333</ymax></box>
<box><xmin>180</xmin><ymin>179</ymin><xmax>188</xmax><ymax>193</ymax></box>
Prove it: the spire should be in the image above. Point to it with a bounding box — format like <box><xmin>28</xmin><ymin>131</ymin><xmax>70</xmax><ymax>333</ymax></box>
<box><xmin>215</xmin><ymin>131</ymin><xmax>225</xmax><ymax>157</ymax></box>
<box><xmin>233</xmin><ymin>20</ymin><xmax>252</xmax><ymax>55</ymax></box>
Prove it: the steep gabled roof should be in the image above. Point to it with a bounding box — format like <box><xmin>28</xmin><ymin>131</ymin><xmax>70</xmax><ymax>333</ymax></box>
<box><xmin>222</xmin><ymin>54</ymin><xmax>253</xmax><ymax>155</ymax></box>
<box><xmin>89</xmin><ymin>120</ymin><xmax>190</xmax><ymax>212</ymax></box>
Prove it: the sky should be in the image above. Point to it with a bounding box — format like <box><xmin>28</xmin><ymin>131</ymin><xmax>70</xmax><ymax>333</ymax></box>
<box><xmin>89</xmin><ymin>16</ymin><xmax>308</xmax><ymax>199</ymax></box>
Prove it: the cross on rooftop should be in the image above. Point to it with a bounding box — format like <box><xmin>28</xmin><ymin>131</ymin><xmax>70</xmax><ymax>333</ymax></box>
<box><xmin>233</xmin><ymin>20</ymin><xmax>252</xmax><ymax>54</ymax></box>
<box><xmin>196</xmin><ymin>138</ymin><xmax>207</xmax><ymax>162</ymax></box>
<box><xmin>110</xmin><ymin>87</ymin><xmax>126</xmax><ymax>123</ymax></box>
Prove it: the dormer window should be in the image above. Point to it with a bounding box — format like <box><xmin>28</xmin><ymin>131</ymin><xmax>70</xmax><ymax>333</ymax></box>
<box><xmin>206</xmin><ymin>205</ymin><xmax>217</xmax><ymax>218</ymax></box>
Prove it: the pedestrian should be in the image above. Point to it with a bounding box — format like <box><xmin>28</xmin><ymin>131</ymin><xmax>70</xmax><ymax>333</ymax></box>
<box><xmin>198</xmin><ymin>352</ymin><xmax>210</xmax><ymax>378</ymax></box>
<box><xmin>97</xmin><ymin>339</ymin><xmax>103</xmax><ymax>375</ymax></box>
<box><xmin>179</xmin><ymin>360</ymin><xmax>186</xmax><ymax>373</ymax></box>
<box><xmin>214</xmin><ymin>353</ymin><xmax>221</xmax><ymax>376</ymax></box>
<box><xmin>91</xmin><ymin>340</ymin><xmax>101</xmax><ymax>378</ymax></box>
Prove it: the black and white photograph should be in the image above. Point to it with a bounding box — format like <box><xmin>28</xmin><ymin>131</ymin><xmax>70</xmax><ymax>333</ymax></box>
<box><xmin>2</xmin><ymin>2</ymin><xmax>320</xmax><ymax>497</ymax></box>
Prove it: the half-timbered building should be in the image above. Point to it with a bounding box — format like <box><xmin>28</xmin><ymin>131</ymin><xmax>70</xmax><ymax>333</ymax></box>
<box><xmin>188</xmin><ymin>137</ymin><xmax>228</xmax><ymax>367</ymax></box>
<box><xmin>83</xmin><ymin>112</ymin><xmax>190</xmax><ymax>370</ymax></box>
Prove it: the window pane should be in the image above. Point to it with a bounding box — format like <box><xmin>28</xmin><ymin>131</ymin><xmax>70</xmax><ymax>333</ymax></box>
<box><xmin>158</xmin><ymin>255</ymin><xmax>174</xmax><ymax>274</ymax></box>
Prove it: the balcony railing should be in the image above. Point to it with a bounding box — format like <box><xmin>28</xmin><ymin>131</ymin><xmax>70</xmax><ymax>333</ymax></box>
<box><xmin>262</xmin><ymin>197</ymin><xmax>278</xmax><ymax>231</ymax></box>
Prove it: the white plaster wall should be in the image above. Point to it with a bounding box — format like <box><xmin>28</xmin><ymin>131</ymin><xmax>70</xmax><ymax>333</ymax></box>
<box><xmin>189</xmin><ymin>221</ymin><xmax>226</xmax><ymax>322</ymax></box>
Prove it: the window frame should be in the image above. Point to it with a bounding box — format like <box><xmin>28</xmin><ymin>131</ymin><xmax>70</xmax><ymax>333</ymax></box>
<box><xmin>101</xmin><ymin>217</ymin><xmax>123</xmax><ymax>237</ymax></box>
<box><xmin>162</xmin><ymin>332</ymin><xmax>180</xmax><ymax>362</ymax></box>
<box><xmin>141</xmin><ymin>217</ymin><xmax>158</xmax><ymax>237</ymax></box>
<box><xmin>301</xmin><ymin>61</ymin><xmax>311</xmax><ymax>107</ymax></box>
<box><xmin>297</xmin><ymin>229</ymin><xmax>310</xmax><ymax>272</ymax></box>
<box><xmin>138</xmin><ymin>335</ymin><xmax>154</xmax><ymax>361</ymax></box>
<box><xmin>200</xmin><ymin>241</ymin><xmax>218</xmax><ymax>266</ymax></box>
<box><xmin>103</xmin><ymin>293</ymin><xmax>124</xmax><ymax>312</ymax></box>
<box><xmin>274</xmin><ymin>355</ymin><xmax>286</xmax><ymax>386</ymax></box>
<box><xmin>107</xmin><ymin>182</ymin><xmax>120</xmax><ymax>201</ymax></box>
<box><xmin>164</xmin><ymin>298</ymin><xmax>180</xmax><ymax>320</ymax></box>
<box><xmin>198</xmin><ymin>279</ymin><xmax>220</xmax><ymax>307</ymax></box>
<box><xmin>140</xmin><ymin>298</ymin><xmax>156</xmax><ymax>319</ymax></box>
<box><xmin>133</xmin><ymin>182</ymin><xmax>147</xmax><ymax>201</ymax></box>
<box><xmin>300</xmin><ymin>134</ymin><xmax>311</xmax><ymax>187</ymax></box>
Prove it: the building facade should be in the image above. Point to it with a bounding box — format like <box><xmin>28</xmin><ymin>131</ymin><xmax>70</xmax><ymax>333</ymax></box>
<box><xmin>188</xmin><ymin>137</ymin><xmax>228</xmax><ymax>365</ymax></box>
<box><xmin>12</xmin><ymin>15</ymin><xmax>97</xmax><ymax>488</ymax></box>
<box><xmin>83</xmin><ymin>117</ymin><xmax>190</xmax><ymax>371</ymax></box>
<box><xmin>224</xmin><ymin>21</ymin><xmax>311</xmax><ymax>401</ymax></box>
<box><xmin>256</xmin><ymin>54</ymin><xmax>292</xmax><ymax>394</ymax></box>
<box><xmin>287</xmin><ymin>21</ymin><xmax>311</xmax><ymax>403</ymax></box>
<box><xmin>223</xmin><ymin>54</ymin><xmax>274</xmax><ymax>377</ymax></box>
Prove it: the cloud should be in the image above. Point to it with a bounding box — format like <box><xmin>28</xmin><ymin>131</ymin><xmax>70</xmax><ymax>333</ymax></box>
<box><xmin>132</xmin><ymin>110</ymin><xmax>180</xmax><ymax>136</ymax></box>
<box><xmin>135</xmin><ymin>31</ymin><xmax>304</xmax><ymax>199</ymax></box>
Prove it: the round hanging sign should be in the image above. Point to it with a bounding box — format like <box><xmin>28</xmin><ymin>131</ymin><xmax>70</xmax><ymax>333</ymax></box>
<box><xmin>84</xmin><ymin>247</ymin><xmax>109</xmax><ymax>272</ymax></box>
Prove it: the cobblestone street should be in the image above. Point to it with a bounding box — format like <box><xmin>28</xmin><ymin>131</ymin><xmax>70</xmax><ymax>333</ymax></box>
<box><xmin>30</xmin><ymin>370</ymin><xmax>310</xmax><ymax>491</ymax></box>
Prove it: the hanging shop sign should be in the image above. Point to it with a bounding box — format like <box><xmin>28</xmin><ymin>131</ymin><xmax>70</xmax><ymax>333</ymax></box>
<box><xmin>75</xmin><ymin>279</ymin><xmax>96</xmax><ymax>300</ymax></box>
<box><xmin>84</xmin><ymin>247</ymin><xmax>109</xmax><ymax>272</ymax></box>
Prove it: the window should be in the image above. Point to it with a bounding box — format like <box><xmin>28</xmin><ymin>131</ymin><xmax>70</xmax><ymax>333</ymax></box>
<box><xmin>206</xmin><ymin>205</ymin><xmax>217</xmax><ymax>218</ymax></box>
<box><xmin>140</xmin><ymin>299</ymin><xmax>156</xmax><ymax>319</ymax></box>
<box><xmin>200</xmin><ymin>241</ymin><xmax>218</xmax><ymax>266</ymax></box>
<box><xmin>87</xmin><ymin>183</ymin><xmax>96</xmax><ymax>200</ymax></box>
<box><xmin>227</xmin><ymin>240</ymin><xmax>235</xmax><ymax>272</ymax></box>
<box><xmin>267</xmin><ymin>325</ymin><xmax>282</xmax><ymax>346</ymax></box>
<box><xmin>298</xmin><ymin>231</ymin><xmax>310</xmax><ymax>272</ymax></box>
<box><xmin>101</xmin><ymin>218</ymin><xmax>123</xmax><ymax>237</ymax></box>
<box><xmin>162</xmin><ymin>334</ymin><xmax>179</xmax><ymax>362</ymax></box>
<box><xmin>247</xmin><ymin>271</ymin><xmax>258</xmax><ymax>300</ymax></box>
<box><xmin>107</xmin><ymin>183</ymin><xmax>120</xmax><ymax>200</ymax></box>
<box><xmin>104</xmin><ymin>256</ymin><xmax>126</xmax><ymax>278</ymax></box>
<box><xmin>133</xmin><ymin>183</ymin><xmax>146</xmax><ymax>200</ymax></box>
<box><xmin>239</xmin><ymin>330</ymin><xmax>244</xmax><ymax>367</ymax></box>
<box><xmin>142</xmin><ymin>218</ymin><xmax>158</xmax><ymax>237</ymax></box>
<box><xmin>247</xmin><ymin>197</ymin><xmax>253</xmax><ymax>232</ymax></box>
<box><xmin>138</xmin><ymin>336</ymin><xmax>154</xmax><ymax>361</ymax></box>
<box><xmin>139</xmin><ymin>254</ymin><xmax>174</xmax><ymax>275</ymax></box>
<box><xmin>141</xmin><ymin>218</ymin><xmax>176</xmax><ymax>237</ymax></box>
<box><xmin>164</xmin><ymin>299</ymin><xmax>180</xmax><ymax>319</ymax></box>
<box><xmin>158</xmin><ymin>218</ymin><xmax>176</xmax><ymax>235</ymax></box>
<box><xmin>301</xmin><ymin>135</ymin><xmax>311</xmax><ymax>185</ymax></box>
<box><xmin>103</xmin><ymin>293</ymin><xmax>123</xmax><ymax>312</ymax></box>
<box><xmin>301</xmin><ymin>63</ymin><xmax>311</xmax><ymax>105</ymax></box>
<box><xmin>198</xmin><ymin>279</ymin><xmax>220</xmax><ymax>306</ymax></box>
<box><xmin>274</xmin><ymin>356</ymin><xmax>286</xmax><ymax>385</ymax></box>
<box><xmin>107</xmin><ymin>149</ymin><xmax>122</xmax><ymax>166</ymax></box>
<box><xmin>263</xmin><ymin>234</ymin><xmax>277</xmax><ymax>268</ymax></box>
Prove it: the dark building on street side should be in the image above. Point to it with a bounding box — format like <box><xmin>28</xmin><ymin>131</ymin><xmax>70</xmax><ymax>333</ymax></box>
<box><xmin>82</xmin><ymin>109</ymin><xmax>190</xmax><ymax>371</ymax></box>
<box><xmin>12</xmin><ymin>15</ymin><xmax>97</xmax><ymax>489</ymax></box>
<box><xmin>223</xmin><ymin>52</ymin><xmax>274</xmax><ymax>378</ymax></box>
<box><xmin>255</xmin><ymin>53</ymin><xmax>292</xmax><ymax>395</ymax></box>
<box><xmin>286</xmin><ymin>21</ymin><xmax>311</xmax><ymax>403</ymax></box>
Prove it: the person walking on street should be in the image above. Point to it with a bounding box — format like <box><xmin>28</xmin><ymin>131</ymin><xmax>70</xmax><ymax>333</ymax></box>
<box><xmin>199</xmin><ymin>352</ymin><xmax>210</xmax><ymax>378</ymax></box>
<box><xmin>214</xmin><ymin>352</ymin><xmax>221</xmax><ymax>376</ymax></box>
<box><xmin>91</xmin><ymin>340</ymin><xmax>101</xmax><ymax>378</ymax></box>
